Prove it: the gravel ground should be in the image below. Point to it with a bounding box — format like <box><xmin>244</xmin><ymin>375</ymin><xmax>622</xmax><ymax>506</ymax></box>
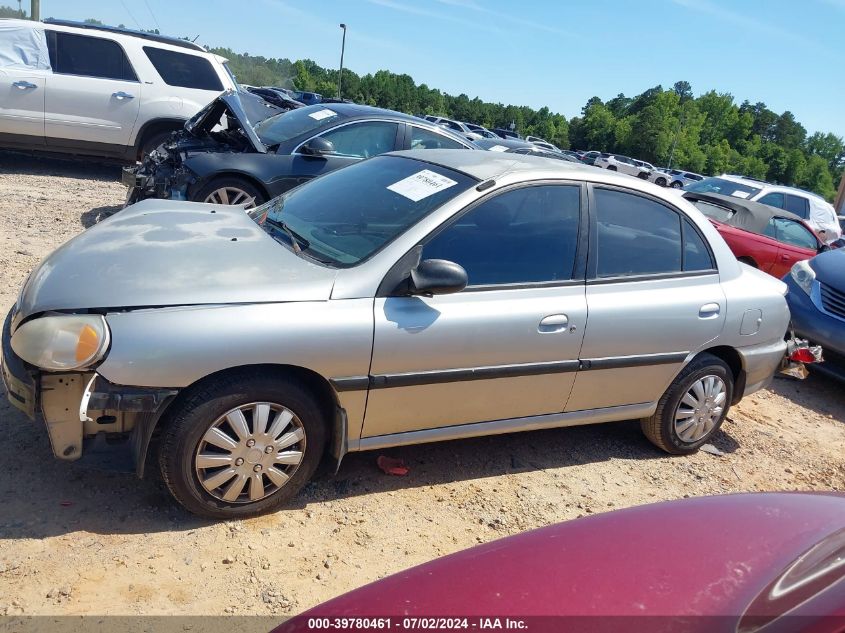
<box><xmin>0</xmin><ymin>151</ymin><xmax>843</xmax><ymax>617</ymax></box>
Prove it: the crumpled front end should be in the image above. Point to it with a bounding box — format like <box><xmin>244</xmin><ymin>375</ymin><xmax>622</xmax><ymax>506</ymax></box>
<box><xmin>123</xmin><ymin>90</ymin><xmax>274</xmax><ymax>206</ymax></box>
<box><xmin>2</xmin><ymin>305</ymin><xmax>178</xmax><ymax>474</ymax></box>
<box><xmin>123</xmin><ymin>136</ymin><xmax>206</xmax><ymax>206</ymax></box>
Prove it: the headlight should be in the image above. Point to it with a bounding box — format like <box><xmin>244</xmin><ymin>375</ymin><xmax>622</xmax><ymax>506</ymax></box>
<box><xmin>10</xmin><ymin>314</ymin><xmax>110</xmax><ymax>371</ymax></box>
<box><xmin>789</xmin><ymin>260</ymin><xmax>816</xmax><ymax>296</ymax></box>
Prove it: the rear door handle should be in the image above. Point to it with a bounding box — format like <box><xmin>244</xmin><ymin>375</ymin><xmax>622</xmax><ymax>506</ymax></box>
<box><xmin>113</xmin><ymin>91</ymin><xmax>135</xmax><ymax>100</ymax></box>
<box><xmin>699</xmin><ymin>303</ymin><xmax>720</xmax><ymax>319</ymax></box>
<box><xmin>12</xmin><ymin>81</ymin><xmax>37</xmax><ymax>90</ymax></box>
<box><xmin>539</xmin><ymin>314</ymin><xmax>569</xmax><ymax>333</ymax></box>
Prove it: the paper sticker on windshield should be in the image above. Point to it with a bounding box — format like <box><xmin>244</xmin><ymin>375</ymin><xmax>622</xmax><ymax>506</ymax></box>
<box><xmin>309</xmin><ymin>108</ymin><xmax>338</xmax><ymax>121</ymax></box>
<box><xmin>488</xmin><ymin>145</ymin><xmax>509</xmax><ymax>152</ymax></box>
<box><xmin>387</xmin><ymin>170</ymin><xmax>458</xmax><ymax>202</ymax></box>
<box><xmin>732</xmin><ymin>190</ymin><xmax>751</xmax><ymax>198</ymax></box>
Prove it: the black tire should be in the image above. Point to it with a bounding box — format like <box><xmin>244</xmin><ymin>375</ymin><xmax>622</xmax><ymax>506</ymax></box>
<box><xmin>158</xmin><ymin>373</ymin><xmax>327</xmax><ymax>519</ymax></box>
<box><xmin>670</xmin><ymin>180</ymin><xmax>683</xmax><ymax>189</ymax></box>
<box><xmin>191</xmin><ymin>176</ymin><xmax>267</xmax><ymax>208</ymax></box>
<box><xmin>640</xmin><ymin>353</ymin><xmax>734</xmax><ymax>455</ymax></box>
<box><xmin>138</xmin><ymin>129</ymin><xmax>175</xmax><ymax>160</ymax></box>
<box><xmin>737</xmin><ymin>256</ymin><xmax>758</xmax><ymax>268</ymax></box>
<box><xmin>607</xmin><ymin>165</ymin><xmax>617</xmax><ymax>171</ymax></box>
<box><xmin>655</xmin><ymin>177</ymin><xmax>667</xmax><ymax>187</ymax></box>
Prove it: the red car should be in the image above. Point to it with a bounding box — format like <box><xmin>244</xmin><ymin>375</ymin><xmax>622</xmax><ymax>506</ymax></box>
<box><xmin>276</xmin><ymin>493</ymin><xmax>845</xmax><ymax>633</ymax></box>
<box><xmin>684</xmin><ymin>191</ymin><xmax>828</xmax><ymax>278</ymax></box>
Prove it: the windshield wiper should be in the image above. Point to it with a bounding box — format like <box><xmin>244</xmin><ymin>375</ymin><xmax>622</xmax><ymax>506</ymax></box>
<box><xmin>265</xmin><ymin>217</ymin><xmax>309</xmax><ymax>254</ymax></box>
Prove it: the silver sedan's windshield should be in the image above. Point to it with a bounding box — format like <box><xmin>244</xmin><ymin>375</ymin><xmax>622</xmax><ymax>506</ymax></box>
<box><xmin>249</xmin><ymin>156</ymin><xmax>477</xmax><ymax>266</ymax></box>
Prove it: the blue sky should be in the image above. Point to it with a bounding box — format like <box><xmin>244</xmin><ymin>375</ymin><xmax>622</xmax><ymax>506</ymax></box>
<box><xmin>36</xmin><ymin>0</ymin><xmax>845</xmax><ymax>136</ymax></box>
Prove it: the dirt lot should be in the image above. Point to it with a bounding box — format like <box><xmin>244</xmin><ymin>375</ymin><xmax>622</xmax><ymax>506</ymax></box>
<box><xmin>0</xmin><ymin>151</ymin><xmax>843</xmax><ymax>617</ymax></box>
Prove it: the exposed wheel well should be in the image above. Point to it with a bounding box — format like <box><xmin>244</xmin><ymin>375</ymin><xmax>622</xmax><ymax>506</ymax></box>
<box><xmin>697</xmin><ymin>346</ymin><xmax>746</xmax><ymax>404</ymax></box>
<box><xmin>134</xmin><ymin>119</ymin><xmax>185</xmax><ymax>159</ymax></box>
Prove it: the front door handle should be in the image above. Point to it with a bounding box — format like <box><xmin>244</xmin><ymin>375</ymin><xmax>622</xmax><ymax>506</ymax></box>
<box><xmin>113</xmin><ymin>91</ymin><xmax>135</xmax><ymax>100</ymax></box>
<box><xmin>12</xmin><ymin>81</ymin><xmax>37</xmax><ymax>90</ymax></box>
<box><xmin>699</xmin><ymin>303</ymin><xmax>721</xmax><ymax>319</ymax></box>
<box><xmin>539</xmin><ymin>314</ymin><xmax>569</xmax><ymax>333</ymax></box>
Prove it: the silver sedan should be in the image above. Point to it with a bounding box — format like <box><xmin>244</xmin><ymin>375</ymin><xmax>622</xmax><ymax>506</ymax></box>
<box><xmin>2</xmin><ymin>150</ymin><xmax>791</xmax><ymax>518</ymax></box>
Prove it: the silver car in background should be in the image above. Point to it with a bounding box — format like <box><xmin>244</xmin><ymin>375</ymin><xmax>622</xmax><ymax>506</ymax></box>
<box><xmin>2</xmin><ymin>150</ymin><xmax>791</xmax><ymax>518</ymax></box>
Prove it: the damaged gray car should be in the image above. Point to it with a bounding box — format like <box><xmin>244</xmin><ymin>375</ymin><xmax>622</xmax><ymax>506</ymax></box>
<box><xmin>4</xmin><ymin>150</ymin><xmax>799</xmax><ymax>518</ymax></box>
<box><xmin>123</xmin><ymin>90</ymin><xmax>476</xmax><ymax>208</ymax></box>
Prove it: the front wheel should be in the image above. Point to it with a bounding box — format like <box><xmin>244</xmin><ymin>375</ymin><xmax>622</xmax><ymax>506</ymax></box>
<box><xmin>192</xmin><ymin>177</ymin><xmax>266</xmax><ymax>209</ymax></box>
<box><xmin>158</xmin><ymin>374</ymin><xmax>327</xmax><ymax>518</ymax></box>
<box><xmin>607</xmin><ymin>165</ymin><xmax>617</xmax><ymax>171</ymax></box>
<box><xmin>670</xmin><ymin>180</ymin><xmax>684</xmax><ymax>189</ymax></box>
<box><xmin>655</xmin><ymin>177</ymin><xmax>667</xmax><ymax>187</ymax></box>
<box><xmin>641</xmin><ymin>353</ymin><xmax>733</xmax><ymax>455</ymax></box>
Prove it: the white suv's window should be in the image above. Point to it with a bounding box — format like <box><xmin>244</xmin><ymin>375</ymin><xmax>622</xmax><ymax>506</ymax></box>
<box><xmin>785</xmin><ymin>195</ymin><xmax>810</xmax><ymax>219</ymax></box>
<box><xmin>143</xmin><ymin>46</ymin><xmax>223</xmax><ymax>91</ymax></box>
<box><xmin>757</xmin><ymin>192</ymin><xmax>786</xmax><ymax>209</ymax></box>
<box><xmin>47</xmin><ymin>31</ymin><xmax>137</xmax><ymax>81</ymax></box>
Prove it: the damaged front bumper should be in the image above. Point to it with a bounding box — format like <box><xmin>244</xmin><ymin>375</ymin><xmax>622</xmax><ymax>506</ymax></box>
<box><xmin>3</xmin><ymin>311</ymin><xmax>178</xmax><ymax>475</ymax></box>
<box><xmin>122</xmin><ymin>160</ymin><xmax>192</xmax><ymax>207</ymax></box>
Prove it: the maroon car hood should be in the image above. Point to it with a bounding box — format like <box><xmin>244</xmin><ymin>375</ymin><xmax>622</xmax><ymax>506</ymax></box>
<box><xmin>277</xmin><ymin>493</ymin><xmax>845</xmax><ymax>631</ymax></box>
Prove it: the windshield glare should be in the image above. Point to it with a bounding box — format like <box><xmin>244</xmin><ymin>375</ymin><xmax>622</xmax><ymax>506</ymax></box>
<box><xmin>249</xmin><ymin>156</ymin><xmax>476</xmax><ymax>266</ymax></box>
<box><xmin>254</xmin><ymin>105</ymin><xmax>344</xmax><ymax>147</ymax></box>
<box><xmin>685</xmin><ymin>177</ymin><xmax>762</xmax><ymax>199</ymax></box>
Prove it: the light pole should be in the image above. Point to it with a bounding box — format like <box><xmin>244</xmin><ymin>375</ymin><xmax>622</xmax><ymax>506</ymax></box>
<box><xmin>338</xmin><ymin>23</ymin><xmax>347</xmax><ymax>100</ymax></box>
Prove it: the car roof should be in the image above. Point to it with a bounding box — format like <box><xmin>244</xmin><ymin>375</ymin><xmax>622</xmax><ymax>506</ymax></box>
<box><xmin>719</xmin><ymin>174</ymin><xmax>825</xmax><ymax>201</ymax></box>
<box><xmin>324</xmin><ymin>103</ymin><xmax>444</xmax><ymax>125</ymax></box>
<box><xmin>386</xmin><ymin>148</ymin><xmax>602</xmax><ymax>181</ymax></box>
<box><xmin>40</xmin><ymin>18</ymin><xmax>207</xmax><ymax>52</ymax></box>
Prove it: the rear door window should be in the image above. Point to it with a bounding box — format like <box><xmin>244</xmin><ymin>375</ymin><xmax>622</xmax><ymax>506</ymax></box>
<box><xmin>143</xmin><ymin>46</ymin><xmax>223</xmax><ymax>91</ymax></box>
<box><xmin>593</xmin><ymin>188</ymin><xmax>712</xmax><ymax>277</ymax></box>
<box><xmin>48</xmin><ymin>31</ymin><xmax>136</xmax><ymax>81</ymax></box>
<box><xmin>785</xmin><ymin>195</ymin><xmax>810</xmax><ymax>219</ymax></box>
<box><xmin>757</xmin><ymin>192</ymin><xmax>786</xmax><ymax>209</ymax></box>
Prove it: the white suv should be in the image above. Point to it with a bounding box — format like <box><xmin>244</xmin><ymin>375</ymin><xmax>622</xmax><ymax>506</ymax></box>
<box><xmin>683</xmin><ymin>174</ymin><xmax>842</xmax><ymax>244</ymax></box>
<box><xmin>0</xmin><ymin>19</ymin><xmax>237</xmax><ymax>161</ymax></box>
<box><xmin>594</xmin><ymin>153</ymin><xmax>650</xmax><ymax>178</ymax></box>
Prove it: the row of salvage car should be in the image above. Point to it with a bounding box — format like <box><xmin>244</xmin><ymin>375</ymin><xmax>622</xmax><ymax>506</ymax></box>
<box><xmin>123</xmin><ymin>90</ymin><xmax>845</xmax><ymax>384</ymax></box>
<box><xmin>4</xmin><ymin>84</ymin><xmax>837</xmax><ymax>517</ymax></box>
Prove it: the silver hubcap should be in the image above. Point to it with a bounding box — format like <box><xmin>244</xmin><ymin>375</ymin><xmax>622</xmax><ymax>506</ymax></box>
<box><xmin>674</xmin><ymin>375</ymin><xmax>726</xmax><ymax>443</ymax></box>
<box><xmin>194</xmin><ymin>402</ymin><xmax>306</xmax><ymax>503</ymax></box>
<box><xmin>203</xmin><ymin>186</ymin><xmax>257</xmax><ymax>208</ymax></box>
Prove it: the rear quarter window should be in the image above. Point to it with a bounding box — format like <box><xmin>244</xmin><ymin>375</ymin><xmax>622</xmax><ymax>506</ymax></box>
<box><xmin>143</xmin><ymin>46</ymin><xmax>223</xmax><ymax>91</ymax></box>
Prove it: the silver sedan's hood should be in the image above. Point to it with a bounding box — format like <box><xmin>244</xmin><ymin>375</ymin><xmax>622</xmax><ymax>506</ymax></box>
<box><xmin>16</xmin><ymin>199</ymin><xmax>337</xmax><ymax>319</ymax></box>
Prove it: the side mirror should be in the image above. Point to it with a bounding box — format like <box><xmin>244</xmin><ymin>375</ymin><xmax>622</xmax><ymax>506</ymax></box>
<box><xmin>299</xmin><ymin>136</ymin><xmax>335</xmax><ymax>157</ymax></box>
<box><xmin>409</xmin><ymin>259</ymin><xmax>468</xmax><ymax>296</ymax></box>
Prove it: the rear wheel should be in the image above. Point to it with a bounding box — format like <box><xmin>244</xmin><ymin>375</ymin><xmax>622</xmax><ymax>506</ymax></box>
<box><xmin>192</xmin><ymin>177</ymin><xmax>266</xmax><ymax>209</ymax></box>
<box><xmin>158</xmin><ymin>374</ymin><xmax>327</xmax><ymax>518</ymax></box>
<box><xmin>670</xmin><ymin>180</ymin><xmax>683</xmax><ymax>189</ymax></box>
<box><xmin>607</xmin><ymin>165</ymin><xmax>617</xmax><ymax>171</ymax></box>
<box><xmin>641</xmin><ymin>353</ymin><xmax>733</xmax><ymax>455</ymax></box>
<box><xmin>737</xmin><ymin>256</ymin><xmax>758</xmax><ymax>268</ymax></box>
